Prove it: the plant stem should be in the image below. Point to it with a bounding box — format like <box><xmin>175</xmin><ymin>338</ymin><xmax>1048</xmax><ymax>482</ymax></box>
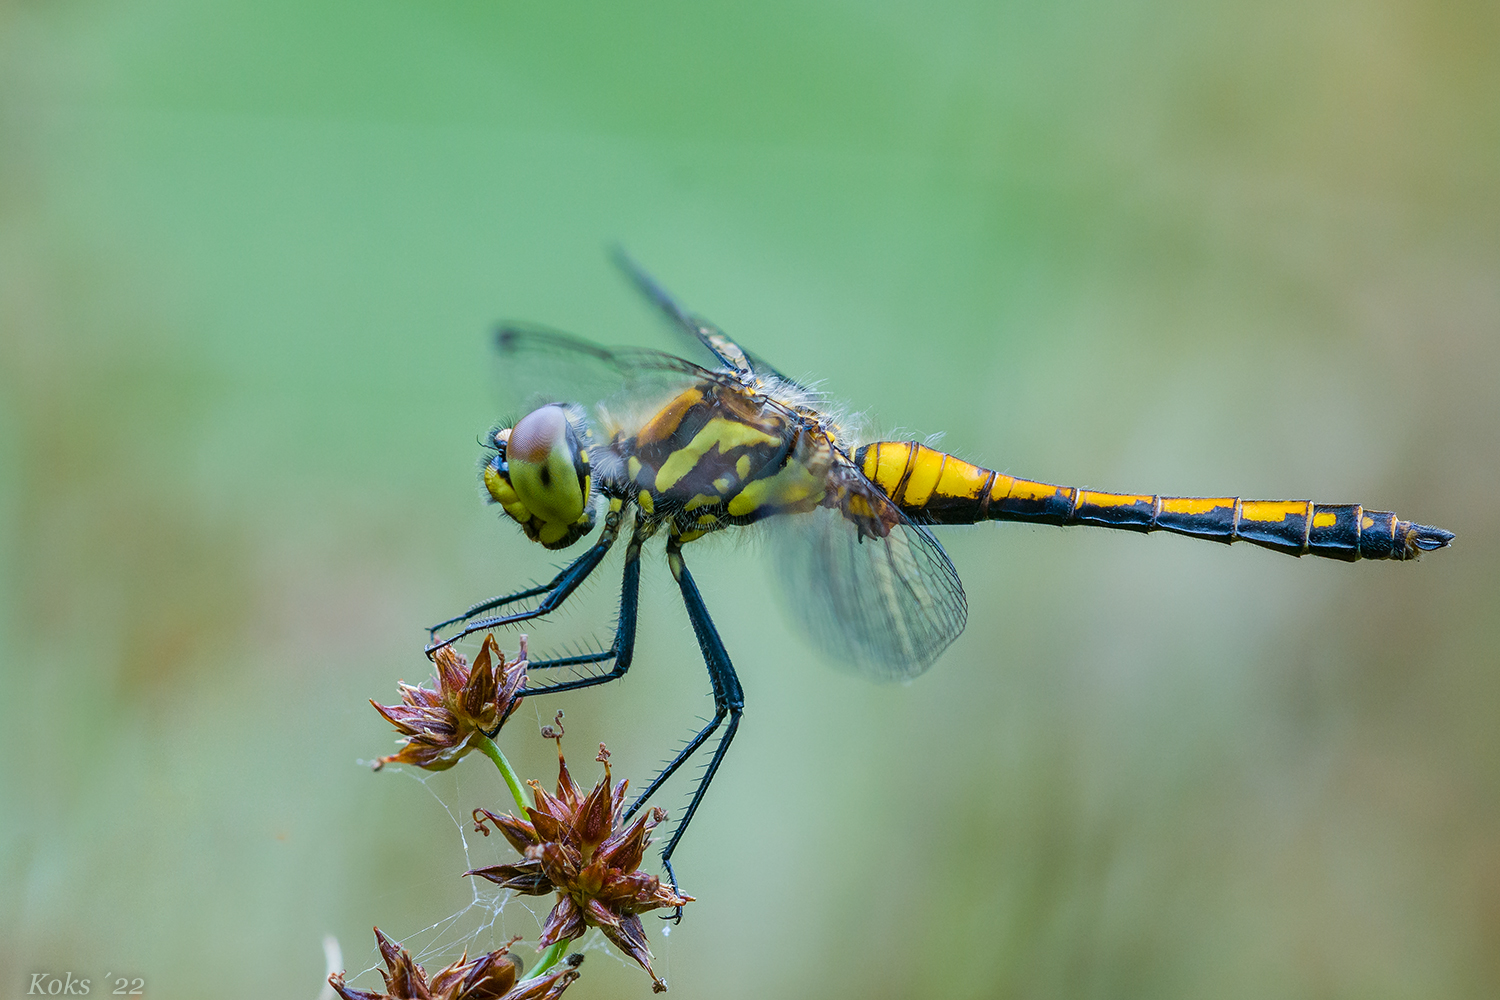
<box><xmin>474</xmin><ymin>732</ymin><xmax>530</xmax><ymax>816</ymax></box>
<box><xmin>473</xmin><ymin>732</ymin><xmax>566</xmax><ymax>979</ymax></box>
<box><xmin>527</xmin><ymin>939</ymin><xmax>568</xmax><ymax>980</ymax></box>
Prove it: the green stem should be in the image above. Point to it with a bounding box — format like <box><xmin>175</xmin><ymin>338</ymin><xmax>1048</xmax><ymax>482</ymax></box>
<box><xmin>473</xmin><ymin>732</ymin><xmax>566</xmax><ymax>978</ymax></box>
<box><xmin>527</xmin><ymin>939</ymin><xmax>568</xmax><ymax>980</ymax></box>
<box><xmin>473</xmin><ymin>732</ymin><xmax>531</xmax><ymax>816</ymax></box>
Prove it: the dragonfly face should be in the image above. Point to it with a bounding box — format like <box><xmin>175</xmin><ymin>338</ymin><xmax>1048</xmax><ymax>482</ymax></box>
<box><xmin>481</xmin><ymin>403</ymin><xmax>596</xmax><ymax>549</ymax></box>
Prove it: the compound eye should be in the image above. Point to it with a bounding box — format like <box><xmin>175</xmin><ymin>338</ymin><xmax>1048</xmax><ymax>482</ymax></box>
<box><xmin>506</xmin><ymin>405</ymin><xmax>585</xmax><ymax>526</ymax></box>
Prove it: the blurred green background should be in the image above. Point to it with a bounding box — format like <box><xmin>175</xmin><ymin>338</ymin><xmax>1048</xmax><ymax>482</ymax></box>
<box><xmin>3</xmin><ymin>0</ymin><xmax>1497</xmax><ymax>997</ymax></box>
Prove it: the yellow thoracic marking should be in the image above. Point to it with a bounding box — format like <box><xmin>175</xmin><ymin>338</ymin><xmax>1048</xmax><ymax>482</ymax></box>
<box><xmin>697</xmin><ymin>513</ymin><xmax>718</xmax><ymax>525</ymax></box>
<box><xmin>1240</xmin><ymin>500</ymin><xmax>1310</xmax><ymax>523</ymax></box>
<box><xmin>627</xmin><ymin>456</ymin><xmax>642</xmax><ymax>480</ymax></box>
<box><xmin>900</xmin><ymin>448</ymin><xmax>945</xmax><ymax>507</ymax></box>
<box><xmin>934</xmin><ymin>458</ymin><xmax>991</xmax><ymax>500</ymax></box>
<box><xmin>847</xmin><ymin>493</ymin><xmax>876</xmax><ymax>520</ymax></box>
<box><xmin>537</xmin><ymin>521</ymin><xmax>570</xmax><ymax>545</ymax></box>
<box><xmin>713</xmin><ymin>475</ymin><xmax>735</xmax><ymax>493</ymax></box>
<box><xmin>1080</xmin><ymin>491</ymin><xmax>1152</xmax><ymax>508</ymax></box>
<box><xmin>1159</xmin><ymin>497</ymin><xmax>1234</xmax><ymax>515</ymax></box>
<box><xmin>736</xmin><ymin>455</ymin><xmax>751</xmax><ymax>479</ymax></box>
<box><xmin>635</xmin><ymin>388</ymin><xmax>704</xmax><ymax>445</ymax></box>
<box><xmin>726</xmin><ymin>458</ymin><xmax>825</xmax><ymax>516</ymax></box>
<box><xmin>1313</xmin><ymin>511</ymin><xmax>1338</xmax><ymax>528</ymax></box>
<box><xmin>685</xmin><ymin>493</ymin><xmax>718</xmax><ymax>511</ymax></box>
<box><xmin>636</xmin><ymin>490</ymin><xmax>655</xmax><ymax>515</ymax></box>
<box><xmin>654</xmin><ymin>417</ymin><xmax>781</xmax><ymax>493</ymax></box>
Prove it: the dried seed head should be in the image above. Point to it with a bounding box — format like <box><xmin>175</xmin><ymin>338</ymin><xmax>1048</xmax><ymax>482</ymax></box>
<box><xmin>468</xmin><ymin>729</ymin><xmax>692</xmax><ymax>992</ymax></box>
<box><xmin>328</xmin><ymin>927</ymin><xmax>580</xmax><ymax>1000</ymax></box>
<box><xmin>371</xmin><ymin>634</ymin><xmax>526</xmax><ymax>772</ymax></box>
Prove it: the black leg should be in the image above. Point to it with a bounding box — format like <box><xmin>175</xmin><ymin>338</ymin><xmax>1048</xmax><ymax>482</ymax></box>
<box><xmin>658</xmin><ymin>711</ymin><xmax>738</xmax><ymax>919</ymax></box>
<box><xmin>427</xmin><ymin>579</ymin><xmax>557</xmax><ymax>635</ymax></box>
<box><xmin>623</xmin><ymin>535</ymin><xmax>744</xmax><ymax>918</ymax></box>
<box><xmin>427</xmin><ymin>504</ymin><xmax>624</xmax><ymax>650</ymax></box>
<box><xmin>520</xmin><ymin>522</ymin><xmax>651</xmax><ymax>698</ymax></box>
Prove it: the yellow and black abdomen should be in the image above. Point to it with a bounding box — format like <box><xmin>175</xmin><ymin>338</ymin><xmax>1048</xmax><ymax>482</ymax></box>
<box><xmin>855</xmin><ymin>441</ymin><xmax>1454</xmax><ymax>561</ymax></box>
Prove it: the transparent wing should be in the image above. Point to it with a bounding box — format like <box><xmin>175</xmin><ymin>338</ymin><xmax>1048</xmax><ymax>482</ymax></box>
<box><xmin>769</xmin><ymin>474</ymin><xmax>968</xmax><ymax>681</ymax></box>
<box><xmin>492</xmin><ymin>324</ymin><xmax>717</xmax><ymax>426</ymax></box>
<box><xmin>611</xmin><ymin>249</ymin><xmax>807</xmax><ymax>389</ymax></box>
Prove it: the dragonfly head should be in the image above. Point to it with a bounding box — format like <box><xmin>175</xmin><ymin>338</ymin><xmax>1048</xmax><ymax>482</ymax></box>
<box><xmin>482</xmin><ymin>403</ymin><xmax>595</xmax><ymax>549</ymax></box>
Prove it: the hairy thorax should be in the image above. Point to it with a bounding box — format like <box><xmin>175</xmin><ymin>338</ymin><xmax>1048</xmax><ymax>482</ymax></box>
<box><xmin>606</xmin><ymin>383</ymin><xmax>839</xmax><ymax>540</ymax></box>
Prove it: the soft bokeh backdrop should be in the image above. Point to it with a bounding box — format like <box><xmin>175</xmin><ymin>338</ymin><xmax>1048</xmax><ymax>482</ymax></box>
<box><xmin>3</xmin><ymin>1</ymin><xmax>1496</xmax><ymax>997</ymax></box>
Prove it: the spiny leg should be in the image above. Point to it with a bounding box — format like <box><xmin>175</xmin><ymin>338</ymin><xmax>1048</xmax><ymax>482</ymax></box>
<box><xmin>518</xmin><ymin>518</ymin><xmax>656</xmax><ymax>701</ymax></box>
<box><xmin>428</xmin><ymin>579</ymin><xmax>556</xmax><ymax>635</ymax></box>
<box><xmin>427</xmin><ymin>537</ymin><xmax>609</xmax><ymax>649</ymax></box>
<box><xmin>655</xmin><ymin>711</ymin><xmax>740</xmax><ymax>923</ymax></box>
<box><xmin>427</xmin><ymin>500</ymin><xmax>625</xmax><ymax>650</ymax></box>
<box><xmin>623</xmin><ymin>531</ymin><xmax>744</xmax><ymax>919</ymax></box>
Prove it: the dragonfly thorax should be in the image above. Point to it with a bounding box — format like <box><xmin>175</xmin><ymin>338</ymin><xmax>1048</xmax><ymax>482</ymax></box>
<box><xmin>593</xmin><ymin>382</ymin><xmax>850</xmax><ymax>547</ymax></box>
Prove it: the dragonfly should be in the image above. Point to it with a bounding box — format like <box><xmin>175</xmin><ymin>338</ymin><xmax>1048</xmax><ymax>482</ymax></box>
<box><xmin>430</xmin><ymin>254</ymin><xmax>1454</xmax><ymax>906</ymax></box>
